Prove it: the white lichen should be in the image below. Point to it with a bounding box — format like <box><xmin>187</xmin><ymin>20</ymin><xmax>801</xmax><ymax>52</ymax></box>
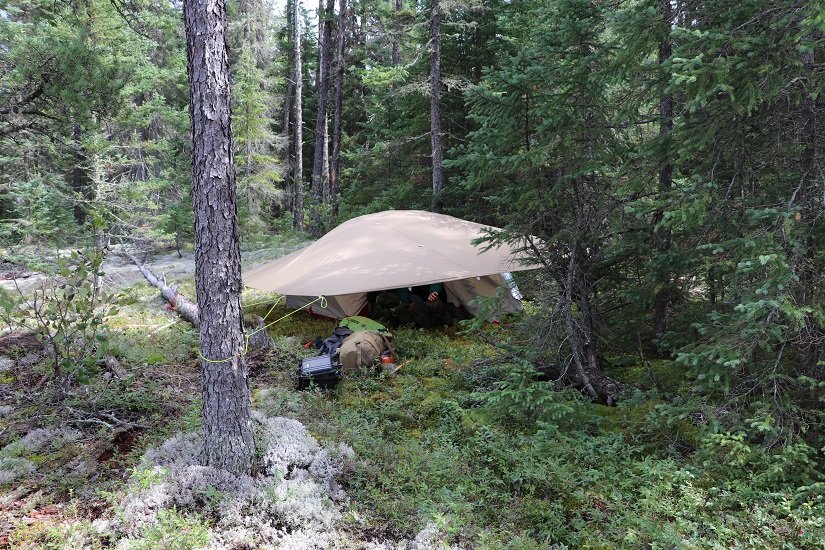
<box><xmin>139</xmin><ymin>431</ymin><xmax>201</xmax><ymax>468</ymax></box>
<box><xmin>1</xmin><ymin>427</ymin><xmax>81</xmax><ymax>457</ymax></box>
<box><xmin>409</xmin><ymin>522</ymin><xmax>448</xmax><ymax>550</ymax></box>
<box><xmin>0</xmin><ymin>456</ymin><xmax>35</xmax><ymax>485</ymax></box>
<box><xmin>256</xmin><ymin>414</ymin><xmax>321</xmax><ymax>476</ymax></box>
<box><xmin>114</xmin><ymin>412</ymin><xmax>355</xmax><ymax>549</ymax></box>
<box><xmin>362</xmin><ymin>523</ymin><xmax>463</xmax><ymax>550</ymax></box>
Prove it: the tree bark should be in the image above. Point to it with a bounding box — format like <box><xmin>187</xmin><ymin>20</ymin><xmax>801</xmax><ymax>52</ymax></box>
<box><xmin>562</xmin><ymin>246</ymin><xmax>598</xmax><ymax>401</ymax></box>
<box><xmin>281</xmin><ymin>0</ymin><xmax>296</xmax><ymax>225</ymax></box>
<box><xmin>329</xmin><ymin>0</ymin><xmax>346</xmax><ymax>213</ymax></box>
<box><xmin>319</xmin><ymin>0</ymin><xmax>331</xmax><ymax>199</ymax></box>
<box><xmin>310</xmin><ymin>0</ymin><xmax>335</xmax><ymax>235</ymax></box>
<box><xmin>536</xmin><ymin>360</ymin><xmax>630</xmax><ymax>406</ymax></box>
<box><xmin>183</xmin><ymin>0</ymin><xmax>254</xmax><ymax>476</ymax></box>
<box><xmin>281</xmin><ymin>66</ymin><xmax>294</xmax><ymax>223</ymax></box>
<box><xmin>652</xmin><ymin>0</ymin><xmax>674</xmax><ymax>340</ymax></box>
<box><xmin>294</xmin><ymin>0</ymin><xmax>304</xmax><ymax>232</ymax></box>
<box><xmin>392</xmin><ymin>0</ymin><xmax>401</xmax><ymax>66</ymax></box>
<box><xmin>795</xmin><ymin>42</ymin><xmax>824</xmax><ymax>379</ymax></box>
<box><xmin>72</xmin><ymin>124</ymin><xmax>89</xmax><ymax>225</ymax></box>
<box><xmin>429</xmin><ymin>0</ymin><xmax>444</xmax><ymax>213</ymax></box>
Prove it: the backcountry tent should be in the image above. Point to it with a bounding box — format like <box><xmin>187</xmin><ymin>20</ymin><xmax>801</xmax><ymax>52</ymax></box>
<box><xmin>242</xmin><ymin>210</ymin><xmax>537</xmax><ymax>319</ymax></box>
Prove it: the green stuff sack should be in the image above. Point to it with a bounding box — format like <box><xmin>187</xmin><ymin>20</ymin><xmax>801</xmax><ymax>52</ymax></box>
<box><xmin>338</xmin><ymin>330</ymin><xmax>396</xmax><ymax>372</ymax></box>
<box><xmin>339</xmin><ymin>315</ymin><xmax>388</xmax><ymax>333</ymax></box>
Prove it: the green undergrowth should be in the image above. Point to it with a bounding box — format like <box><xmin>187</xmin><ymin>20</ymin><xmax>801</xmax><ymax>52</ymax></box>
<box><xmin>3</xmin><ymin>285</ymin><xmax>824</xmax><ymax>548</ymax></box>
<box><xmin>253</xmin><ymin>302</ymin><xmax>825</xmax><ymax>548</ymax></box>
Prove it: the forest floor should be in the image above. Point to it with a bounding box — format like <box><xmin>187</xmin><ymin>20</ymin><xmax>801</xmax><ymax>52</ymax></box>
<box><xmin>0</xmin><ymin>240</ymin><xmax>461</xmax><ymax>549</ymax></box>
<box><xmin>0</xmin><ymin>241</ymin><xmax>823</xmax><ymax>549</ymax></box>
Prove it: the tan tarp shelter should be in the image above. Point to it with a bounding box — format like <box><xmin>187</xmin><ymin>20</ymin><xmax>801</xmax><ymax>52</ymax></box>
<box><xmin>242</xmin><ymin>210</ymin><xmax>537</xmax><ymax>319</ymax></box>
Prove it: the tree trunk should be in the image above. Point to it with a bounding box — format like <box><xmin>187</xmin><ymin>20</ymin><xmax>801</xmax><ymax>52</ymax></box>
<box><xmin>562</xmin><ymin>245</ymin><xmax>599</xmax><ymax>401</ymax></box>
<box><xmin>282</xmin><ymin>0</ymin><xmax>296</xmax><ymax>226</ymax></box>
<box><xmin>310</xmin><ymin>0</ymin><xmax>334</xmax><ymax>235</ymax></box>
<box><xmin>294</xmin><ymin>0</ymin><xmax>304</xmax><ymax>232</ymax></box>
<box><xmin>319</xmin><ymin>0</ymin><xmax>330</xmax><ymax>199</ymax></box>
<box><xmin>392</xmin><ymin>0</ymin><xmax>401</xmax><ymax>66</ymax></box>
<box><xmin>72</xmin><ymin>124</ymin><xmax>89</xmax><ymax>225</ymax></box>
<box><xmin>795</xmin><ymin>43</ymin><xmax>824</xmax><ymax>379</ymax></box>
<box><xmin>429</xmin><ymin>0</ymin><xmax>444</xmax><ymax>213</ymax></box>
<box><xmin>281</xmin><ymin>65</ymin><xmax>294</xmax><ymax>223</ymax></box>
<box><xmin>183</xmin><ymin>0</ymin><xmax>254</xmax><ymax>476</ymax></box>
<box><xmin>329</xmin><ymin>0</ymin><xmax>346</xmax><ymax>213</ymax></box>
<box><xmin>652</xmin><ymin>0</ymin><xmax>674</xmax><ymax>340</ymax></box>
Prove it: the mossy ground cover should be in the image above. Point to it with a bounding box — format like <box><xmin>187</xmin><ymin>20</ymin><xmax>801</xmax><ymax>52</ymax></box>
<box><xmin>251</xmin><ymin>303</ymin><xmax>825</xmax><ymax>548</ymax></box>
<box><xmin>0</xmin><ymin>268</ymin><xmax>823</xmax><ymax>548</ymax></box>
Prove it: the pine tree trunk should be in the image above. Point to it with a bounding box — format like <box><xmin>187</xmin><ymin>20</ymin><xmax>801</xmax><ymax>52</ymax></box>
<box><xmin>429</xmin><ymin>0</ymin><xmax>444</xmax><ymax>214</ymax></box>
<box><xmin>323</xmin><ymin>112</ymin><xmax>330</xmax><ymax>200</ymax></box>
<box><xmin>795</xmin><ymin>44</ymin><xmax>824</xmax><ymax>379</ymax></box>
<box><xmin>330</xmin><ymin>0</ymin><xmax>346</xmax><ymax>213</ymax></box>
<box><xmin>72</xmin><ymin>124</ymin><xmax>89</xmax><ymax>225</ymax></box>
<box><xmin>294</xmin><ymin>0</ymin><xmax>304</xmax><ymax>232</ymax></box>
<box><xmin>282</xmin><ymin>0</ymin><xmax>296</xmax><ymax>225</ymax></box>
<box><xmin>183</xmin><ymin>0</ymin><xmax>254</xmax><ymax>476</ymax></box>
<box><xmin>310</xmin><ymin>0</ymin><xmax>334</xmax><ymax>235</ymax></box>
<box><xmin>281</xmin><ymin>66</ymin><xmax>294</xmax><ymax>222</ymax></box>
<box><xmin>392</xmin><ymin>0</ymin><xmax>401</xmax><ymax>66</ymax></box>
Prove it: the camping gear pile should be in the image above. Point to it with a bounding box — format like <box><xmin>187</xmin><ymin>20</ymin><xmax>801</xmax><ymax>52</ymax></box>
<box><xmin>297</xmin><ymin>317</ymin><xmax>398</xmax><ymax>390</ymax></box>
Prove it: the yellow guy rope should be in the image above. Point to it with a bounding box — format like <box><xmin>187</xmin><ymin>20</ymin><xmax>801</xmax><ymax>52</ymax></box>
<box><xmin>197</xmin><ymin>295</ymin><xmax>328</xmax><ymax>364</ymax></box>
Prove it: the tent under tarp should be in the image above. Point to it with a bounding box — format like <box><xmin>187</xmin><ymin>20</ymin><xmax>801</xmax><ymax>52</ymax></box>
<box><xmin>242</xmin><ymin>210</ymin><xmax>537</xmax><ymax>319</ymax></box>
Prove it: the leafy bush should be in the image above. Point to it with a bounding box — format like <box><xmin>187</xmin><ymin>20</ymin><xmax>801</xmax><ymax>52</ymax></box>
<box><xmin>18</xmin><ymin>245</ymin><xmax>123</xmax><ymax>385</ymax></box>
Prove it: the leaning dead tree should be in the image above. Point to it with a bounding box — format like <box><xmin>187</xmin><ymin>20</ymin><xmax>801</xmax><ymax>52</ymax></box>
<box><xmin>126</xmin><ymin>254</ymin><xmax>271</xmax><ymax>351</ymax></box>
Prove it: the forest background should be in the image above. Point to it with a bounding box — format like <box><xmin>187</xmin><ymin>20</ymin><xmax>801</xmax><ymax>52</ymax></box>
<box><xmin>0</xmin><ymin>0</ymin><xmax>824</xmax><ymax>548</ymax></box>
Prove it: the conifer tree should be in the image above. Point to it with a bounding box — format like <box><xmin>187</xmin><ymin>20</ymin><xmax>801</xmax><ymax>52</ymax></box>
<box><xmin>293</xmin><ymin>0</ymin><xmax>305</xmax><ymax>232</ymax></box>
<box><xmin>183</xmin><ymin>0</ymin><xmax>254</xmax><ymax>475</ymax></box>
<box><xmin>456</xmin><ymin>0</ymin><xmax>629</xmax><ymax>401</ymax></box>
<box><xmin>309</xmin><ymin>0</ymin><xmax>336</xmax><ymax>235</ymax></box>
<box><xmin>429</xmin><ymin>0</ymin><xmax>444</xmax><ymax>213</ymax></box>
<box><xmin>231</xmin><ymin>0</ymin><xmax>283</xmax><ymax>236</ymax></box>
<box><xmin>329</xmin><ymin>0</ymin><xmax>347</xmax><ymax>211</ymax></box>
<box><xmin>658</xmin><ymin>0</ymin><xmax>825</xmax><ymax>400</ymax></box>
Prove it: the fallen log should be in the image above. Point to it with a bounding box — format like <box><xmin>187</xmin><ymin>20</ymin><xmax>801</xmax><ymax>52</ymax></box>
<box><xmin>126</xmin><ymin>253</ymin><xmax>200</xmax><ymax>327</ymax></box>
<box><xmin>0</xmin><ymin>330</ymin><xmax>42</xmax><ymax>353</ymax></box>
<box><xmin>125</xmin><ymin>254</ymin><xmax>272</xmax><ymax>352</ymax></box>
